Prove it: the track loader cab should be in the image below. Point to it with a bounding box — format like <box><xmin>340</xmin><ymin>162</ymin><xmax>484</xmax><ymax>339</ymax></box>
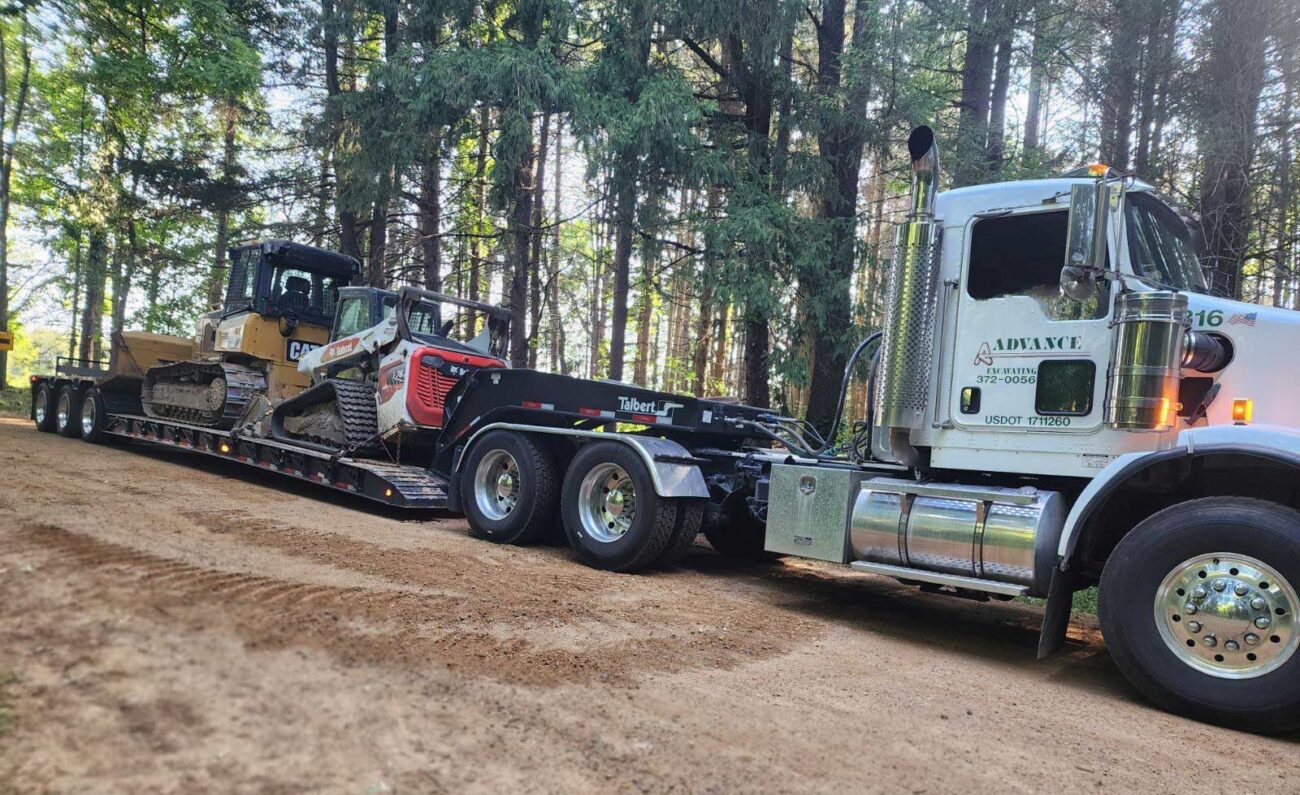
<box><xmin>141</xmin><ymin>240</ymin><xmax>360</xmax><ymax>428</ymax></box>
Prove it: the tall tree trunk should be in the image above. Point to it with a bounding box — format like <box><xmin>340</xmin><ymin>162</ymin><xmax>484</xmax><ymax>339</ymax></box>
<box><xmin>419</xmin><ymin>132</ymin><xmax>443</xmax><ymax>290</ymax></box>
<box><xmin>1022</xmin><ymin>0</ymin><xmax>1046</xmax><ymax>163</ymax></box>
<box><xmin>1196</xmin><ymin>0</ymin><xmax>1272</xmax><ymax>298</ymax></box>
<box><xmin>0</xmin><ymin>11</ymin><xmax>31</xmax><ymax>388</ymax></box>
<box><xmin>804</xmin><ymin>0</ymin><xmax>874</xmax><ymax>434</ymax></box>
<box><xmin>1146</xmin><ymin>0</ymin><xmax>1181</xmax><ymax>188</ymax></box>
<box><xmin>207</xmin><ymin>101</ymin><xmax>238</xmax><ymax>307</ymax></box>
<box><xmin>605</xmin><ymin>0</ymin><xmax>653</xmax><ymax>380</ymax></box>
<box><xmin>79</xmin><ymin>227</ymin><xmax>108</xmax><ymax>362</ymax></box>
<box><xmin>466</xmin><ymin>105</ymin><xmax>491</xmax><ymax>337</ymax></box>
<box><xmin>548</xmin><ymin>116</ymin><xmax>566</xmax><ymax>373</ymax></box>
<box><xmin>322</xmin><ymin>0</ymin><xmax>361</xmax><ymax>262</ymax></box>
<box><xmin>952</xmin><ymin>0</ymin><xmax>997</xmax><ymax>187</ymax></box>
<box><xmin>368</xmin><ymin>179</ymin><xmax>390</xmax><ymax>287</ymax></box>
<box><xmin>607</xmin><ymin>158</ymin><xmax>637</xmax><ymax>380</ymax></box>
<box><xmin>1099</xmin><ymin>0</ymin><xmax>1141</xmax><ymax>170</ymax></box>
<box><xmin>528</xmin><ymin>113</ymin><xmax>550</xmax><ymax>368</ymax></box>
<box><xmin>985</xmin><ymin>29</ymin><xmax>1014</xmax><ymax>176</ymax></box>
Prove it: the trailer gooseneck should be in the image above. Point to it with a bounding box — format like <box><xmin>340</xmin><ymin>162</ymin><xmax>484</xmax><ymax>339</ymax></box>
<box><xmin>31</xmin><ymin>126</ymin><xmax>1300</xmax><ymax>734</ymax></box>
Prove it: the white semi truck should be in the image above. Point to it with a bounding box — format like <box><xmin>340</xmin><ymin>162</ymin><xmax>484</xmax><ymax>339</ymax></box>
<box><xmin>33</xmin><ymin>125</ymin><xmax>1300</xmax><ymax>733</ymax></box>
<box><xmin>743</xmin><ymin>126</ymin><xmax>1299</xmax><ymax>733</ymax></box>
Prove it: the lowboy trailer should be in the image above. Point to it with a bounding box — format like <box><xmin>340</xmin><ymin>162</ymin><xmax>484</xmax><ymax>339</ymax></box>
<box><xmin>30</xmin><ymin>125</ymin><xmax>1300</xmax><ymax>733</ymax></box>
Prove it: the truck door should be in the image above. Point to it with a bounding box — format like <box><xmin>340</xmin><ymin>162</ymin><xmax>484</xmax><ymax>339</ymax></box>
<box><xmin>946</xmin><ymin>207</ymin><xmax>1112</xmax><ymax>435</ymax></box>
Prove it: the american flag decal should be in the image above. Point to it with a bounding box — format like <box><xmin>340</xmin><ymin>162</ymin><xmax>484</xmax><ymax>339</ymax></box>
<box><xmin>1227</xmin><ymin>312</ymin><xmax>1257</xmax><ymax>327</ymax></box>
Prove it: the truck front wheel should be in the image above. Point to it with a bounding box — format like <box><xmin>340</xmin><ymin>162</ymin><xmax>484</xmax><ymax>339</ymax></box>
<box><xmin>461</xmin><ymin>430</ymin><xmax>559</xmax><ymax>545</ymax></box>
<box><xmin>561</xmin><ymin>441</ymin><xmax>677</xmax><ymax>572</ymax></box>
<box><xmin>1098</xmin><ymin>497</ymin><xmax>1300</xmax><ymax>734</ymax></box>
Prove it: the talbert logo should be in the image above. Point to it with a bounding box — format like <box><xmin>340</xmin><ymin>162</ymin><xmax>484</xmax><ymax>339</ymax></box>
<box><xmin>618</xmin><ymin>395</ymin><xmax>682</xmax><ymax>419</ymax></box>
<box><xmin>975</xmin><ymin>335</ymin><xmax>1083</xmax><ymax>365</ymax></box>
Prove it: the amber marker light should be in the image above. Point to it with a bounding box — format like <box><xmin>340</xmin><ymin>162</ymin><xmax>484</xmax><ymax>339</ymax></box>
<box><xmin>1232</xmin><ymin>399</ymin><xmax>1253</xmax><ymax>425</ymax></box>
<box><xmin>1087</xmin><ymin>163</ymin><xmax>1109</xmax><ymax>177</ymax></box>
<box><xmin>219</xmin><ymin>442</ymin><xmax>232</xmax><ymax>453</ymax></box>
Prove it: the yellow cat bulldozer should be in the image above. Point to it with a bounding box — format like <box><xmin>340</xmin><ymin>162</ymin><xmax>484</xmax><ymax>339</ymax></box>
<box><xmin>120</xmin><ymin>240</ymin><xmax>359</xmax><ymax>429</ymax></box>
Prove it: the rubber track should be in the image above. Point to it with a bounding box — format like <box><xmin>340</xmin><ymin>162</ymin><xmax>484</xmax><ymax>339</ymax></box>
<box><xmin>271</xmin><ymin>378</ymin><xmax>380</xmax><ymax>454</ymax></box>
<box><xmin>330</xmin><ymin>378</ymin><xmax>381</xmax><ymax>451</ymax></box>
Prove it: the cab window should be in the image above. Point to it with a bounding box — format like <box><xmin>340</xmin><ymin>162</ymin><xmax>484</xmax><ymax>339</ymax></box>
<box><xmin>332</xmin><ymin>297</ymin><xmax>370</xmax><ymax>340</ymax></box>
<box><xmin>967</xmin><ymin>210</ymin><xmax>1106</xmax><ymax>319</ymax></box>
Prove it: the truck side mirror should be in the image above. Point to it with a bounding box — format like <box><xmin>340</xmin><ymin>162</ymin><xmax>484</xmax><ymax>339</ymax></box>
<box><xmin>1061</xmin><ymin>181</ymin><xmax>1113</xmax><ymax>301</ymax></box>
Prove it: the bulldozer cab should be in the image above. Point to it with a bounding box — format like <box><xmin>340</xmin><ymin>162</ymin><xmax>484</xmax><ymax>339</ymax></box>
<box><xmin>224</xmin><ymin>240</ymin><xmax>360</xmax><ymax>328</ymax></box>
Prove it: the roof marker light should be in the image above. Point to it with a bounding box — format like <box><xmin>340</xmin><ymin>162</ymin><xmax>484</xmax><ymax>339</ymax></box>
<box><xmin>1232</xmin><ymin>399</ymin><xmax>1253</xmax><ymax>425</ymax></box>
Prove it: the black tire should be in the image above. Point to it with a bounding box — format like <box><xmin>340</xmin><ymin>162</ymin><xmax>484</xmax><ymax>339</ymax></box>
<box><xmin>702</xmin><ymin>509</ymin><xmax>770</xmax><ymax>560</ymax></box>
<box><xmin>33</xmin><ymin>383</ymin><xmax>57</xmax><ymax>433</ymax></box>
<box><xmin>561</xmin><ymin>441</ymin><xmax>677</xmax><ymax>572</ymax></box>
<box><xmin>460</xmin><ymin>430</ymin><xmax>559</xmax><ymax>545</ymax></box>
<box><xmin>654</xmin><ymin>498</ymin><xmax>706</xmax><ymax>568</ymax></box>
<box><xmin>80</xmin><ymin>388</ymin><xmax>108</xmax><ymax>443</ymax></box>
<box><xmin>1098</xmin><ymin>497</ymin><xmax>1300</xmax><ymax>734</ymax></box>
<box><xmin>55</xmin><ymin>384</ymin><xmax>82</xmax><ymax>438</ymax></box>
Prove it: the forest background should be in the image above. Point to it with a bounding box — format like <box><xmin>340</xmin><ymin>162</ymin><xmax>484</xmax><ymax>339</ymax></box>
<box><xmin>0</xmin><ymin>0</ymin><xmax>1294</xmax><ymax>430</ymax></box>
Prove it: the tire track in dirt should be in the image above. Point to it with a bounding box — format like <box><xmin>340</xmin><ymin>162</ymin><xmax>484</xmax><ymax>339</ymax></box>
<box><xmin>11</xmin><ymin>520</ymin><xmax>818</xmax><ymax>686</ymax></box>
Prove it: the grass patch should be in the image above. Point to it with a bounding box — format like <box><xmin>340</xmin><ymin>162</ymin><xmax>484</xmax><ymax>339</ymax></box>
<box><xmin>1019</xmin><ymin>586</ymin><xmax>1099</xmax><ymax>615</ymax></box>
<box><xmin>0</xmin><ymin>386</ymin><xmax>28</xmax><ymax>418</ymax></box>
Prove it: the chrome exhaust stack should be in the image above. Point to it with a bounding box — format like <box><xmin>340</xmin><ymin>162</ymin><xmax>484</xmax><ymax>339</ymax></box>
<box><xmin>873</xmin><ymin>126</ymin><xmax>944</xmax><ymax>466</ymax></box>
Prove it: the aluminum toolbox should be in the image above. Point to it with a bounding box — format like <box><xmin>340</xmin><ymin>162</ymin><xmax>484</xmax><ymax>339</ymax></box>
<box><xmin>764</xmin><ymin>463</ymin><xmax>862</xmax><ymax>563</ymax></box>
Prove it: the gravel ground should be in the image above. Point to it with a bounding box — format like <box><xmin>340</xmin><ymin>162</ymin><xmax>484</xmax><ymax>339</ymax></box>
<box><xmin>1</xmin><ymin>417</ymin><xmax>1297</xmax><ymax>794</ymax></box>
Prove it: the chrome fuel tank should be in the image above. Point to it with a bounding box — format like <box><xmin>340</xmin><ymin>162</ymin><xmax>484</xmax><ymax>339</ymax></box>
<box><xmin>850</xmin><ymin>478</ymin><xmax>1066</xmax><ymax>596</ymax></box>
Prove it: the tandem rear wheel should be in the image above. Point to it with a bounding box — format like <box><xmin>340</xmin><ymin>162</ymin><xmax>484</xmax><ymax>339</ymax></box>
<box><xmin>559</xmin><ymin>441</ymin><xmax>702</xmax><ymax>572</ymax></box>
<box><xmin>1098</xmin><ymin>497</ymin><xmax>1300</xmax><ymax>734</ymax></box>
<box><xmin>460</xmin><ymin>430</ymin><xmax>560</xmax><ymax>545</ymax></box>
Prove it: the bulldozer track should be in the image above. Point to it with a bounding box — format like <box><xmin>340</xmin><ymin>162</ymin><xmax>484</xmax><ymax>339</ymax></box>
<box><xmin>141</xmin><ymin>361</ymin><xmax>266</xmax><ymax>430</ymax></box>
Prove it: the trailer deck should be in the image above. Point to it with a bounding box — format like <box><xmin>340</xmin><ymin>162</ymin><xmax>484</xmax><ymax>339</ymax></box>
<box><xmin>101</xmin><ymin>411</ymin><xmax>448</xmax><ymax>509</ymax></box>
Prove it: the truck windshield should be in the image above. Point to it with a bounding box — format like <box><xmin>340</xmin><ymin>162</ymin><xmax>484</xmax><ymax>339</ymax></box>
<box><xmin>1125</xmin><ymin>192</ymin><xmax>1207</xmax><ymax>294</ymax></box>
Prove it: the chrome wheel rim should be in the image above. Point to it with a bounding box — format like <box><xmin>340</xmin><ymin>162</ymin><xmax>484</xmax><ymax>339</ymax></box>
<box><xmin>81</xmin><ymin>396</ymin><xmax>97</xmax><ymax>437</ymax></box>
<box><xmin>474</xmin><ymin>449</ymin><xmax>520</xmax><ymax>521</ymax></box>
<box><xmin>1156</xmin><ymin>553</ymin><xmax>1297</xmax><ymax>679</ymax></box>
<box><xmin>578</xmin><ymin>463</ymin><xmax>636</xmax><ymax>543</ymax></box>
<box><xmin>35</xmin><ymin>391</ymin><xmax>47</xmax><ymax>424</ymax></box>
<box><xmin>56</xmin><ymin>391</ymin><xmax>71</xmax><ymax>430</ymax></box>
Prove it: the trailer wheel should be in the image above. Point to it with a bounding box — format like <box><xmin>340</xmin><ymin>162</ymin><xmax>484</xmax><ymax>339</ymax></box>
<box><xmin>80</xmin><ymin>388</ymin><xmax>107</xmax><ymax>443</ymax></box>
<box><xmin>561</xmin><ymin>441</ymin><xmax>677</xmax><ymax>572</ymax></box>
<box><xmin>654</xmin><ymin>499</ymin><xmax>706</xmax><ymax>567</ymax></box>
<box><xmin>55</xmin><ymin>384</ymin><xmax>82</xmax><ymax>438</ymax></box>
<box><xmin>461</xmin><ymin>430</ymin><xmax>559</xmax><ymax>545</ymax></box>
<box><xmin>1098</xmin><ymin>497</ymin><xmax>1300</xmax><ymax>734</ymax></box>
<box><xmin>33</xmin><ymin>382</ymin><xmax>57</xmax><ymax>433</ymax></box>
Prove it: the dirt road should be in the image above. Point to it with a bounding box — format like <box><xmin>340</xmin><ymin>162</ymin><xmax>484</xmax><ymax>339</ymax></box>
<box><xmin>1</xmin><ymin>416</ymin><xmax>1297</xmax><ymax>794</ymax></box>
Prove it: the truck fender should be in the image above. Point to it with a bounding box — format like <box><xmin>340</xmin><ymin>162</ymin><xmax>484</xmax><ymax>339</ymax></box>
<box><xmin>453</xmin><ymin>422</ymin><xmax>709</xmax><ymax>499</ymax></box>
<box><xmin>1058</xmin><ymin>424</ymin><xmax>1300</xmax><ymax>565</ymax></box>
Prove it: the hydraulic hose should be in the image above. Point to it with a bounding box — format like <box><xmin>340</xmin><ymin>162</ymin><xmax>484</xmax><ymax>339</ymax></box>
<box><xmin>811</xmin><ymin>331</ymin><xmax>884</xmax><ymax>457</ymax></box>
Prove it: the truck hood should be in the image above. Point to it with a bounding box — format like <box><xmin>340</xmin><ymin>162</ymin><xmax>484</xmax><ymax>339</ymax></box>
<box><xmin>1184</xmin><ymin>292</ymin><xmax>1300</xmax><ymax>429</ymax></box>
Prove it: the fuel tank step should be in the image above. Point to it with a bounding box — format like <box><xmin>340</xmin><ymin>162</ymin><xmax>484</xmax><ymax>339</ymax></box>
<box><xmin>850</xmin><ymin>561</ymin><xmax>1028</xmax><ymax>597</ymax></box>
